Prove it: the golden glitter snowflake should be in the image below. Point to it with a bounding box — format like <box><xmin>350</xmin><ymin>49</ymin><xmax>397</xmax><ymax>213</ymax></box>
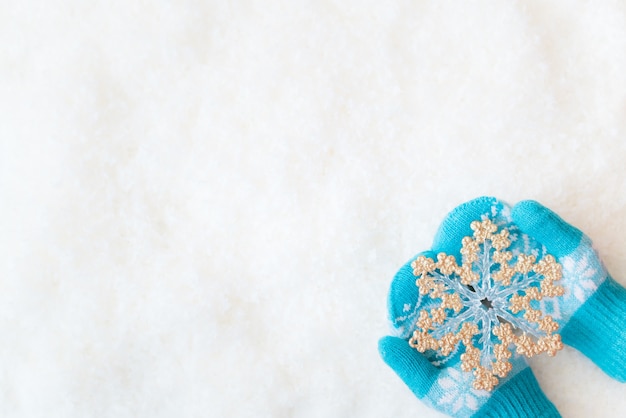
<box><xmin>409</xmin><ymin>219</ymin><xmax>565</xmax><ymax>391</ymax></box>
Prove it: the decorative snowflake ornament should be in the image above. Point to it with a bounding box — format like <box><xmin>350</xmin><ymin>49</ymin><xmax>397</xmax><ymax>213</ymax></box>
<box><xmin>409</xmin><ymin>219</ymin><xmax>565</xmax><ymax>391</ymax></box>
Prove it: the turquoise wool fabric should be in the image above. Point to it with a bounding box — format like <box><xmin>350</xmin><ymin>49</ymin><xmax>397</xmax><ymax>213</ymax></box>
<box><xmin>380</xmin><ymin>196</ymin><xmax>626</xmax><ymax>417</ymax></box>
<box><xmin>511</xmin><ymin>200</ymin><xmax>626</xmax><ymax>383</ymax></box>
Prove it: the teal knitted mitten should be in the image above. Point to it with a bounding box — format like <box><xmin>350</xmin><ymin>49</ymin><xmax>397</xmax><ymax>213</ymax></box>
<box><xmin>380</xmin><ymin>197</ymin><xmax>561</xmax><ymax>417</ymax></box>
<box><xmin>511</xmin><ymin>200</ymin><xmax>626</xmax><ymax>382</ymax></box>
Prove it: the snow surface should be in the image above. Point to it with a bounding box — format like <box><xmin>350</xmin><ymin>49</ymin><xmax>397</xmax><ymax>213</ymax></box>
<box><xmin>1</xmin><ymin>1</ymin><xmax>626</xmax><ymax>417</ymax></box>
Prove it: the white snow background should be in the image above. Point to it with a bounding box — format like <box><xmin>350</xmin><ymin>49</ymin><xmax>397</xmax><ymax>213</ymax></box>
<box><xmin>1</xmin><ymin>1</ymin><xmax>626</xmax><ymax>417</ymax></box>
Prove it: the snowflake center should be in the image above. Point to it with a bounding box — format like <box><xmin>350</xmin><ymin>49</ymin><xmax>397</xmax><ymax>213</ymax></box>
<box><xmin>480</xmin><ymin>298</ymin><xmax>493</xmax><ymax>310</ymax></box>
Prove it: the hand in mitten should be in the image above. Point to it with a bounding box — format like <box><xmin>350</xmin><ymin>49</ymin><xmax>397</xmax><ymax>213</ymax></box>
<box><xmin>512</xmin><ymin>200</ymin><xmax>626</xmax><ymax>382</ymax></box>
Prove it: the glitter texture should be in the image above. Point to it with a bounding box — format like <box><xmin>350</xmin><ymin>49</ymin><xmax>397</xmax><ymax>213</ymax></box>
<box><xmin>409</xmin><ymin>220</ymin><xmax>565</xmax><ymax>391</ymax></box>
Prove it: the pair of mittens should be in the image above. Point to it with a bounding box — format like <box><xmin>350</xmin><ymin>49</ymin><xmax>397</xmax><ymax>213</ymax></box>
<box><xmin>380</xmin><ymin>197</ymin><xmax>626</xmax><ymax>417</ymax></box>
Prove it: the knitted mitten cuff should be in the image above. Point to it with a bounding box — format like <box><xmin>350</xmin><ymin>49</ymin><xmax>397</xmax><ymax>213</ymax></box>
<box><xmin>561</xmin><ymin>275</ymin><xmax>626</xmax><ymax>382</ymax></box>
